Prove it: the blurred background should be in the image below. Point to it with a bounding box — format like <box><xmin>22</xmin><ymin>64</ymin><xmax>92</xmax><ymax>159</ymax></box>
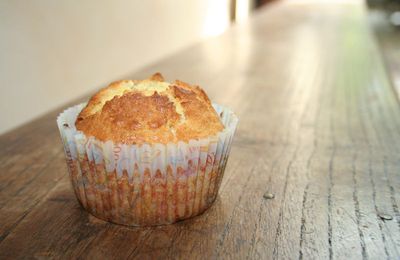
<box><xmin>0</xmin><ymin>0</ymin><xmax>399</xmax><ymax>135</ymax></box>
<box><xmin>367</xmin><ymin>0</ymin><xmax>400</xmax><ymax>100</ymax></box>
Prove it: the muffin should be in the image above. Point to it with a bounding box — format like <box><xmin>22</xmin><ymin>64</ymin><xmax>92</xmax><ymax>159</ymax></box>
<box><xmin>57</xmin><ymin>73</ymin><xmax>238</xmax><ymax>226</ymax></box>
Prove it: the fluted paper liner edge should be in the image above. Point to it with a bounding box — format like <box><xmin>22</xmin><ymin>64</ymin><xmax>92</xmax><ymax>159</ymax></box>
<box><xmin>57</xmin><ymin>103</ymin><xmax>238</xmax><ymax>226</ymax></box>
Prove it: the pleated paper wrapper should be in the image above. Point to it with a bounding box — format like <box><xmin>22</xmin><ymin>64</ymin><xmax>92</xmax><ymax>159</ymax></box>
<box><xmin>57</xmin><ymin>103</ymin><xmax>238</xmax><ymax>226</ymax></box>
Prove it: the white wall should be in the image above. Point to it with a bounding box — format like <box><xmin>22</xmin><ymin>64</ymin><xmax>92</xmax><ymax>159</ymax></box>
<box><xmin>0</xmin><ymin>0</ymin><xmax>230</xmax><ymax>134</ymax></box>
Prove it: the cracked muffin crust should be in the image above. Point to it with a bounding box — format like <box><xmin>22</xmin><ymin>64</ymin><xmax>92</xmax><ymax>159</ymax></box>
<box><xmin>75</xmin><ymin>73</ymin><xmax>224</xmax><ymax>144</ymax></box>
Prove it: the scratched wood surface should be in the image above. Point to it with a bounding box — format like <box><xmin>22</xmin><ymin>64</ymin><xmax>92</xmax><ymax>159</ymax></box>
<box><xmin>1</xmin><ymin>1</ymin><xmax>400</xmax><ymax>259</ymax></box>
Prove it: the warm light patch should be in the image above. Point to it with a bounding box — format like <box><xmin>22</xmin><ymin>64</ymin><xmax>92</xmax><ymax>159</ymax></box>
<box><xmin>235</xmin><ymin>0</ymin><xmax>252</xmax><ymax>23</ymax></box>
<box><xmin>202</xmin><ymin>0</ymin><xmax>231</xmax><ymax>37</ymax></box>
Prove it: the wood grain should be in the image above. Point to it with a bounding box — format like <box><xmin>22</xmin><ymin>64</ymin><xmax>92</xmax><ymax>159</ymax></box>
<box><xmin>1</xmin><ymin>0</ymin><xmax>400</xmax><ymax>259</ymax></box>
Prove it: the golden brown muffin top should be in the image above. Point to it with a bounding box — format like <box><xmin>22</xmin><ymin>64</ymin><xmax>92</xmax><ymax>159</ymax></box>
<box><xmin>75</xmin><ymin>73</ymin><xmax>224</xmax><ymax>144</ymax></box>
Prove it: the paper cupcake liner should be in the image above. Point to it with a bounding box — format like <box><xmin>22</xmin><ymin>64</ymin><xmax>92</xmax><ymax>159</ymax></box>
<box><xmin>57</xmin><ymin>103</ymin><xmax>238</xmax><ymax>226</ymax></box>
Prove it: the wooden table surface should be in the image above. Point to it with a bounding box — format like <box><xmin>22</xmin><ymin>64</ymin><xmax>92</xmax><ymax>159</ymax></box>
<box><xmin>1</xmin><ymin>0</ymin><xmax>400</xmax><ymax>259</ymax></box>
